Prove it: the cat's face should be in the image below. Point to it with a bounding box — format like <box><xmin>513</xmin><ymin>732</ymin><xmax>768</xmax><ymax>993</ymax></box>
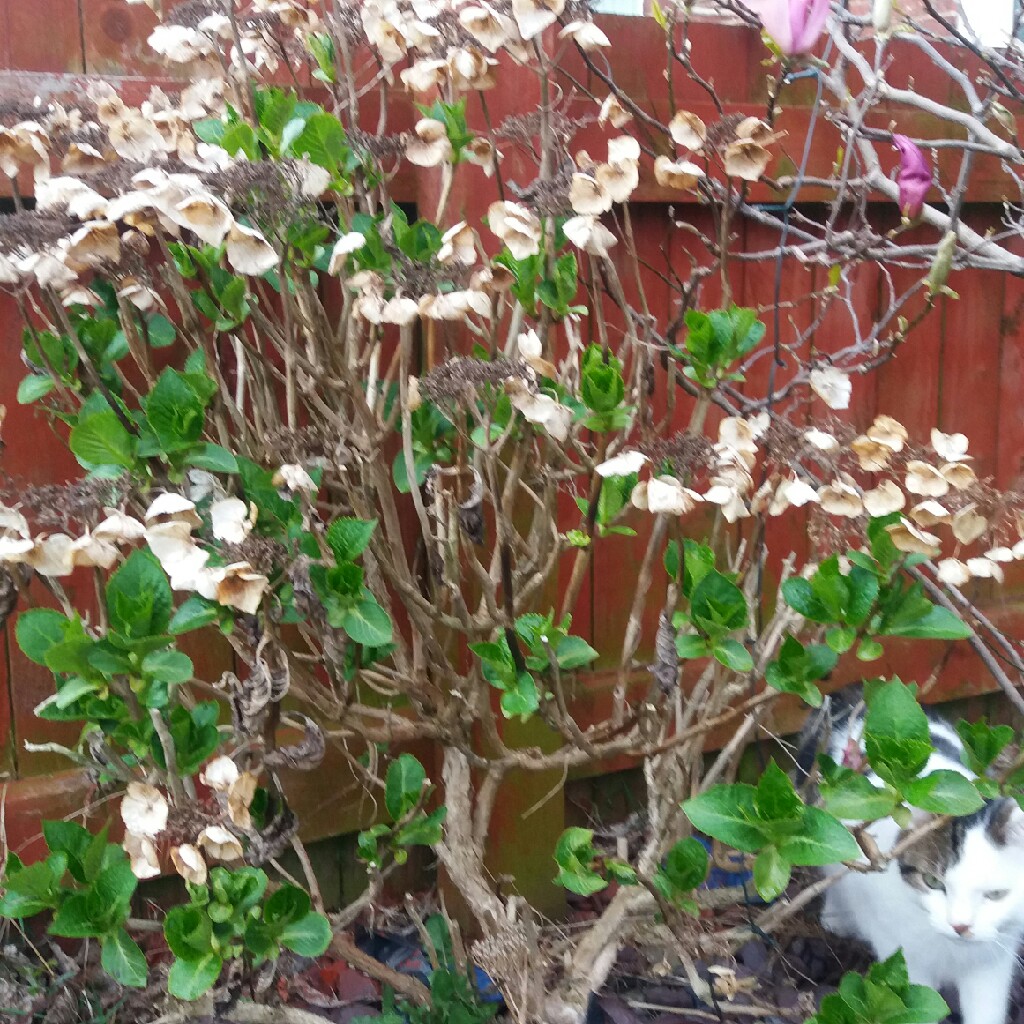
<box><xmin>898</xmin><ymin>800</ymin><xmax>1024</xmax><ymax>942</ymax></box>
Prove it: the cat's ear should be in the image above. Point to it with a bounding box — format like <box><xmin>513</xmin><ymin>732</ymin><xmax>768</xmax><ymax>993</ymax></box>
<box><xmin>988</xmin><ymin>799</ymin><xmax>1024</xmax><ymax>846</ymax></box>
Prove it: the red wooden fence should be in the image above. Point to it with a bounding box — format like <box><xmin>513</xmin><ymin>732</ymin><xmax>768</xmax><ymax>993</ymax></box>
<box><xmin>2</xmin><ymin>3</ymin><xmax>1024</xmax><ymax>908</ymax></box>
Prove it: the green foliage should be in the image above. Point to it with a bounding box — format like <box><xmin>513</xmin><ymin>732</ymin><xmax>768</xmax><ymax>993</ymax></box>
<box><xmin>575</xmin><ymin>471</ymin><xmax>639</xmax><ymax>539</ymax></box>
<box><xmin>553</xmin><ymin>828</ymin><xmax>609</xmax><ymax>896</ymax></box>
<box><xmin>493</xmin><ymin>235</ymin><xmax>586</xmax><ymax>320</ymax></box>
<box><xmin>671</xmin><ymin>306</ymin><xmax>765</xmax><ymax>388</ymax></box>
<box><xmin>769</xmin><ymin>547</ymin><xmax>972</xmax><ymax>705</ymax></box>
<box><xmin>391</xmin><ymin>403</ymin><xmax>456</xmax><ymax>493</ymax></box>
<box><xmin>357</xmin><ymin>755</ymin><xmax>446</xmax><ymax>868</ymax></box>
<box><xmin>164</xmin><ymin>867</ymin><xmax>331</xmax><ymax>1000</ymax></box>
<box><xmin>957</xmin><ymin>719</ymin><xmax>1014</xmax><ymax>778</ymax></box>
<box><xmin>670</xmin><ymin>543</ymin><xmax>753</xmax><ymax>671</ymax></box>
<box><xmin>816</xmin><ymin>680</ymin><xmax>984</xmax><ymax>819</ymax></box>
<box><xmin>764</xmin><ymin>635</ymin><xmax>836</xmax><ymax>707</ymax></box>
<box><xmin>807</xmin><ymin>951</ymin><xmax>948</xmax><ymax>1024</ymax></box>
<box><xmin>552</xmin><ymin>827</ymin><xmax>708</xmax><ymax>910</ymax></box>
<box><xmin>417</xmin><ymin>99</ymin><xmax>475</xmax><ymax>163</ymax></box>
<box><xmin>683</xmin><ymin>761</ymin><xmax>859</xmax><ymax>901</ymax></box>
<box><xmin>311</xmin><ymin>516</ymin><xmax>393</xmax><ymax>647</ymax></box>
<box><xmin>14</xmin><ymin>556</ymin><xmax>216</xmax><ymax>780</ymax></box>
<box><xmin>63</xmin><ymin>342</ymin><xmax>229</xmax><ymax>480</ymax></box>
<box><xmin>470</xmin><ymin>612</ymin><xmax>597</xmax><ymax>721</ymax></box>
<box><xmin>0</xmin><ymin>824</ymin><xmax>145</xmax><ymax>989</ymax></box>
<box><xmin>650</xmin><ymin>837</ymin><xmax>709</xmax><ymax>911</ymax></box>
<box><xmin>581</xmin><ymin>345</ymin><xmax>628</xmax><ymax>431</ymax></box>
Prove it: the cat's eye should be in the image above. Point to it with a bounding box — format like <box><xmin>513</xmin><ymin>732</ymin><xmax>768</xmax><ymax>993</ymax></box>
<box><xmin>985</xmin><ymin>889</ymin><xmax>1010</xmax><ymax>901</ymax></box>
<box><xmin>922</xmin><ymin>873</ymin><xmax>946</xmax><ymax>891</ymax></box>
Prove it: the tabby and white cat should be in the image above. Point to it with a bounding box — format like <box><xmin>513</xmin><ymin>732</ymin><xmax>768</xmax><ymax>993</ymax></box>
<box><xmin>799</xmin><ymin>688</ymin><xmax>1024</xmax><ymax>1024</ymax></box>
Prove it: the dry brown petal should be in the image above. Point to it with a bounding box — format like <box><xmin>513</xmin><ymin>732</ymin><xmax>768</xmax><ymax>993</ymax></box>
<box><xmin>986</xmin><ymin>546</ymin><xmax>1016</xmax><ymax>563</ymax></box>
<box><xmin>669</xmin><ymin>111</ymin><xmax>707</xmax><ymax>151</ymax></box>
<box><xmin>851</xmin><ymin>436</ymin><xmax>893</xmax><ymax>472</ymax></box>
<box><xmin>406</xmin><ymin>118</ymin><xmax>452</xmax><ymax>168</ymax></box>
<box><xmin>562</xmin><ymin>215</ymin><xmax>616</xmax><ymax>257</ymax></box>
<box><xmin>598</xmin><ymin>94</ymin><xmax>632</xmax><ymax>129</ymax></box>
<box><xmin>203</xmin><ymin>562</ymin><xmax>269</xmax><ymax>615</ymax></box>
<box><xmin>400</xmin><ymin>59</ymin><xmax>447</xmax><ymax>92</ymax></box>
<box><xmin>967</xmin><ymin>556</ymin><xmax>1004</xmax><ymax>582</ymax></box>
<box><xmin>818</xmin><ymin>481</ymin><xmax>863</xmax><ymax>518</ymax></box>
<box><xmin>198</xmin><ymin>825</ymin><xmax>244</xmax><ymax>863</ymax></box>
<box><xmin>936</xmin><ymin>558</ymin><xmax>971</xmax><ymax>587</ymax></box>
<box><xmin>70</xmin><ymin>534</ymin><xmax>119</xmax><ymax>570</ymax></box>
<box><xmin>121</xmin><ymin>782</ymin><xmax>169</xmax><ymax>838</ymax></box>
<box><xmin>654</xmin><ymin>156</ymin><xmax>704</xmax><ymax>190</ymax></box>
<box><xmin>506</xmin><ymin>381</ymin><xmax>572</xmax><ymax>441</ymax></box>
<box><xmin>145</xmin><ymin>492</ymin><xmax>202</xmax><ymax>528</ymax></box>
<box><xmin>171</xmin><ymin>190</ymin><xmax>233</xmax><ymax>243</ymax></box>
<box><xmin>735</xmin><ymin>117</ymin><xmax>785</xmax><ymax>146</ymax></box>
<box><xmin>909</xmin><ymin>500</ymin><xmax>950</xmax><ymax>527</ymax></box>
<box><xmin>886</xmin><ymin>519</ymin><xmax>941</xmax><ymax>557</ymax></box>
<box><xmin>905</xmin><ymin>461</ymin><xmax>949</xmax><ymax>498</ymax></box>
<box><xmin>62</xmin><ymin>142</ymin><xmax>108</xmax><ymax>175</ymax></box>
<box><xmin>66</xmin><ymin>220</ymin><xmax>121</xmax><ymax>269</ymax></box>
<box><xmin>448</xmin><ymin>47</ymin><xmax>497</xmax><ymax>91</ymax></box>
<box><xmin>171</xmin><ymin>844</ymin><xmax>208</xmax><ymax>885</ymax></box>
<box><xmin>463</xmin><ymin>137</ymin><xmax>500</xmax><ymax>176</ymax></box>
<box><xmin>569</xmin><ymin>173</ymin><xmax>612</xmax><ymax>215</ymax></box>
<box><xmin>459</xmin><ymin>5</ymin><xmax>514</xmax><ymax>52</ymax></box>
<box><xmin>512</xmin><ymin>0</ymin><xmax>564</xmax><ymax>39</ymax></box>
<box><xmin>226</xmin><ymin>223</ymin><xmax>279</xmax><ymax>276</ymax></box>
<box><xmin>931</xmin><ymin>428</ymin><xmax>971</xmax><ymax>462</ymax></box>
<box><xmin>804</xmin><ymin>427</ymin><xmax>839</xmax><ymax>452</ymax></box>
<box><xmin>866</xmin><ymin>414</ymin><xmax>908</xmax><ymax>452</ymax></box>
<box><xmin>124</xmin><ymin>833</ymin><xmax>160</xmax><ymax>880</ymax></box>
<box><xmin>941</xmin><ymin>462</ymin><xmax>977</xmax><ymax>491</ymax></box>
<box><xmin>768</xmin><ymin>478</ymin><xmax>819</xmax><ymax>515</ymax></box>
<box><xmin>24</xmin><ymin>534</ymin><xmax>76</xmax><ymax>576</ymax></box>
<box><xmin>227</xmin><ymin>771</ymin><xmax>258</xmax><ymax>829</ymax></box>
<box><xmin>951</xmin><ymin>506</ymin><xmax>987</xmax><ymax>545</ymax></box>
<box><xmin>200</xmin><ymin>755</ymin><xmax>240</xmax><ymax>792</ymax></box>
<box><xmin>438</xmin><ymin>222</ymin><xmax>478</xmax><ymax>264</ymax></box>
<box><xmin>487</xmin><ymin>200</ymin><xmax>541</xmax><ymax>259</ymax></box>
<box><xmin>723</xmin><ymin>140</ymin><xmax>772</xmax><ymax>182</ymax></box>
<box><xmin>596</xmin><ymin>160</ymin><xmax>639</xmax><ymax>204</ymax></box>
<box><xmin>862</xmin><ymin>481</ymin><xmax>906</xmax><ymax>517</ymax></box>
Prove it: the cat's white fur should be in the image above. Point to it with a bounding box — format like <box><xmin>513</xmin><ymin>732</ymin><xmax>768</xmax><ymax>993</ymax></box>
<box><xmin>816</xmin><ymin>700</ymin><xmax>1024</xmax><ymax>1024</ymax></box>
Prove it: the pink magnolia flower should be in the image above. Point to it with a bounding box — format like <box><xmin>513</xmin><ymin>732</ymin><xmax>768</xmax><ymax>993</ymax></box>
<box><xmin>892</xmin><ymin>135</ymin><xmax>932</xmax><ymax>220</ymax></box>
<box><xmin>740</xmin><ymin>0</ymin><xmax>830</xmax><ymax>55</ymax></box>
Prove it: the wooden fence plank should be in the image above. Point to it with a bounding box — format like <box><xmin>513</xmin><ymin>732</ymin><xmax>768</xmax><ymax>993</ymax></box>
<box><xmin>0</xmin><ymin>0</ymin><xmax>84</xmax><ymax>74</ymax></box>
<box><xmin>937</xmin><ymin>211</ymin><xmax>1006</xmax><ymax>483</ymax></box>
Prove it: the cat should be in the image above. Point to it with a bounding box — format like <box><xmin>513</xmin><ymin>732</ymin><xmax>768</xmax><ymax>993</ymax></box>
<box><xmin>796</xmin><ymin>686</ymin><xmax>1024</xmax><ymax>1024</ymax></box>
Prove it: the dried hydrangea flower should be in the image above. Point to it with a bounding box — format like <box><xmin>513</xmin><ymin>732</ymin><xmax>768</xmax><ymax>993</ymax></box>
<box><xmin>171</xmin><ymin>843</ymin><xmax>208</xmax><ymax>885</ymax></box>
<box><xmin>200</xmin><ymin>755</ymin><xmax>240</xmax><ymax>793</ymax></box>
<box><xmin>655</xmin><ymin>157</ymin><xmax>704</xmax><ymax>191</ymax></box>
<box><xmin>563</xmin><ymin>216</ymin><xmax>616</xmax><ymax>257</ymax></box>
<box><xmin>124</xmin><ymin>833</ymin><xmax>161</xmax><ymax>880</ymax></box>
<box><xmin>809</xmin><ymin>366</ymin><xmax>852</xmax><ymax>410</ymax></box>
<box><xmin>596</xmin><ymin>450</ymin><xmax>650</xmax><ymax>478</ymax></box>
<box><xmin>197</xmin><ymin>825</ymin><xmax>244</xmax><ymax>863</ymax></box>
<box><xmin>886</xmin><ymin>519</ymin><xmax>942</xmax><ymax>557</ymax></box>
<box><xmin>121</xmin><ymin>782</ymin><xmax>169</xmax><ymax>838</ymax></box>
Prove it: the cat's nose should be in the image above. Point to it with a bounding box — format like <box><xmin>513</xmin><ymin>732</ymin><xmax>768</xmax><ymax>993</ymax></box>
<box><xmin>951</xmin><ymin>923</ymin><xmax>972</xmax><ymax>937</ymax></box>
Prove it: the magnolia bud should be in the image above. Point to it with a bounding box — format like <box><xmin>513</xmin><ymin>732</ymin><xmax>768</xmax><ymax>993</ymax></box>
<box><xmin>927</xmin><ymin>231</ymin><xmax>957</xmax><ymax>295</ymax></box>
<box><xmin>406</xmin><ymin>376</ymin><xmax>422</xmax><ymax>412</ymax></box>
<box><xmin>872</xmin><ymin>0</ymin><xmax>893</xmax><ymax>34</ymax></box>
